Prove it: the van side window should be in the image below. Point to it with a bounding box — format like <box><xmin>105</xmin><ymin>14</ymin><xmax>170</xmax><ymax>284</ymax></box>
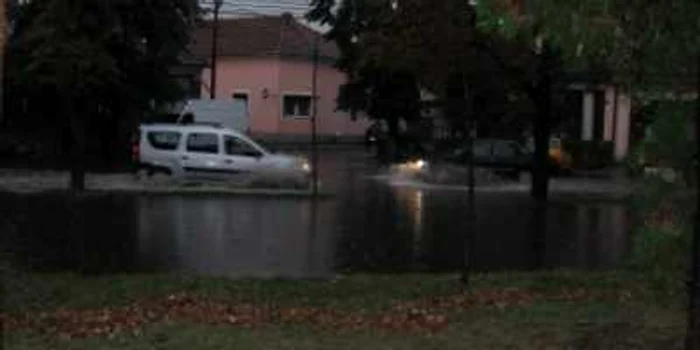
<box><xmin>224</xmin><ymin>135</ymin><xmax>262</xmax><ymax>157</ymax></box>
<box><xmin>186</xmin><ymin>133</ymin><xmax>219</xmax><ymax>154</ymax></box>
<box><xmin>147</xmin><ymin>131</ymin><xmax>181</xmax><ymax>150</ymax></box>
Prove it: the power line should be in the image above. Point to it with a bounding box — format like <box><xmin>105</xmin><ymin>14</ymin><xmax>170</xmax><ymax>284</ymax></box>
<box><xmin>200</xmin><ymin>0</ymin><xmax>309</xmax><ymax>6</ymax></box>
<box><xmin>200</xmin><ymin>0</ymin><xmax>310</xmax><ymax>11</ymax></box>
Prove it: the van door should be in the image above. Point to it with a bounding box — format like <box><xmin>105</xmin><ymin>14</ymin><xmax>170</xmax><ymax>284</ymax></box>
<box><xmin>181</xmin><ymin>132</ymin><xmax>225</xmax><ymax>180</ymax></box>
<box><xmin>220</xmin><ymin>134</ymin><xmax>264</xmax><ymax>178</ymax></box>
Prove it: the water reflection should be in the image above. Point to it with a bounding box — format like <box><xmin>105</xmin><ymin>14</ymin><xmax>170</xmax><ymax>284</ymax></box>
<box><xmin>136</xmin><ymin>196</ymin><xmax>335</xmax><ymax>279</ymax></box>
<box><xmin>0</xmin><ymin>150</ymin><xmax>631</xmax><ymax>277</ymax></box>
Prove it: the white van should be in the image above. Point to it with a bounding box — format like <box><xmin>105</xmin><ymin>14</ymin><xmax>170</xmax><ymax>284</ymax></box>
<box><xmin>176</xmin><ymin>99</ymin><xmax>249</xmax><ymax>132</ymax></box>
<box><xmin>132</xmin><ymin>124</ymin><xmax>311</xmax><ymax>187</ymax></box>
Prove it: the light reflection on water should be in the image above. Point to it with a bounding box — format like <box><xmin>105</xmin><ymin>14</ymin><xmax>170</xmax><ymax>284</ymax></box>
<box><xmin>0</xmin><ymin>149</ymin><xmax>630</xmax><ymax>278</ymax></box>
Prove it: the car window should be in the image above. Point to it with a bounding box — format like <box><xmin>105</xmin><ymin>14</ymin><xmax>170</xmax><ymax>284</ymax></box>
<box><xmin>493</xmin><ymin>141</ymin><xmax>517</xmax><ymax>158</ymax></box>
<box><xmin>147</xmin><ymin>131</ymin><xmax>181</xmax><ymax>151</ymax></box>
<box><xmin>224</xmin><ymin>135</ymin><xmax>262</xmax><ymax>157</ymax></box>
<box><xmin>473</xmin><ymin>142</ymin><xmax>492</xmax><ymax>158</ymax></box>
<box><xmin>186</xmin><ymin>133</ymin><xmax>219</xmax><ymax>154</ymax></box>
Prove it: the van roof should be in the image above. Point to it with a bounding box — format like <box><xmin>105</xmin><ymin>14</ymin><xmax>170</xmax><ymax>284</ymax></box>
<box><xmin>140</xmin><ymin>123</ymin><xmax>243</xmax><ymax>135</ymax></box>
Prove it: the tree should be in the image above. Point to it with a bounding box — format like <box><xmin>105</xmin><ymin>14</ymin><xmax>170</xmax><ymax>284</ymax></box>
<box><xmin>489</xmin><ymin>0</ymin><xmax>700</xmax><ymax>346</ymax></box>
<box><xmin>309</xmin><ymin>0</ymin><xmax>566</xmax><ymax>167</ymax></box>
<box><xmin>6</xmin><ymin>0</ymin><xmax>198</xmax><ymax>190</ymax></box>
<box><xmin>598</xmin><ymin>3</ymin><xmax>700</xmax><ymax>349</ymax></box>
<box><xmin>309</xmin><ymin>0</ymin><xmax>424</xmax><ymax>160</ymax></box>
<box><xmin>308</xmin><ymin>0</ymin><xmax>548</xmax><ymax>285</ymax></box>
<box><xmin>308</xmin><ymin>4</ymin><xmax>556</xmax><ymax>199</ymax></box>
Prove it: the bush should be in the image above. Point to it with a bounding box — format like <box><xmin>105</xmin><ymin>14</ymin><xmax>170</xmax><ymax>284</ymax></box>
<box><xmin>636</xmin><ymin>102</ymin><xmax>695</xmax><ymax>178</ymax></box>
<box><xmin>627</xmin><ymin>176</ymin><xmax>693</xmax><ymax>275</ymax></box>
<box><xmin>563</xmin><ymin>140</ymin><xmax>615</xmax><ymax>169</ymax></box>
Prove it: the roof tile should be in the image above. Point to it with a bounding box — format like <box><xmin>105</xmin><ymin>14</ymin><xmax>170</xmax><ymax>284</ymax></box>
<box><xmin>189</xmin><ymin>14</ymin><xmax>339</xmax><ymax>62</ymax></box>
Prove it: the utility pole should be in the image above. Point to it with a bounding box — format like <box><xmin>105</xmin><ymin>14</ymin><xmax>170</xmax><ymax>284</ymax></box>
<box><xmin>310</xmin><ymin>34</ymin><xmax>320</xmax><ymax>196</ymax></box>
<box><xmin>209</xmin><ymin>0</ymin><xmax>223</xmax><ymax>99</ymax></box>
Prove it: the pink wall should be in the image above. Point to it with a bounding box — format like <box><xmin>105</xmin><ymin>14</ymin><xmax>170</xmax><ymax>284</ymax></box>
<box><xmin>202</xmin><ymin>58</ymin><xmax>281</xmax><ymax>134</ymax></box>
<box><xmin>278</xmin><ymin>60</ymin><xmax>369</xmax><ymax>136</ymax></box>
<box><xmin>201</xmin><ymin>58</ymin><xmax>369</xmax><ymax>137</ymax></box>
<box><xmin>614</xmin><ymin>93</ymin><xmax>631</xmax><ymax>161</ymax></box>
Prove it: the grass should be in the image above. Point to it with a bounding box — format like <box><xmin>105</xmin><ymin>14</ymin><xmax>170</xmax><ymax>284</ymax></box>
<box><xmin>2</xmin><ymin>269</ymin><xmax>689</xmax><ymax>349</ymax></box>
<box><xmin>5</xmin><ymin>304</ymin><xmax>685</xmax><ymax>350</ymax></box>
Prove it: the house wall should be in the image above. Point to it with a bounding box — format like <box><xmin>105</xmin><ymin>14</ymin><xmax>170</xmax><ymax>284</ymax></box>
<box><xmin>201</xmin><ymin>57</ymin><xmax>369</xmax><ymax>138</ymax></box>
<box><xmin>278</xmin><ymin>60</ymin><xmax>369</xmax><ymax>137</ymax></box>
<box><xmin>202</xmin><ymin>58</ymin><xmax>281</xmax><ymax>134</ymax></box>
<box><xmin>614</xmin><ymin>93</ymin><xmax>631</xmax><ymax>161</ymax></box>
<box><xmin>570</xmin><ymin>84</ymin><xmax>631</xmax><ymax>161</ymax></box>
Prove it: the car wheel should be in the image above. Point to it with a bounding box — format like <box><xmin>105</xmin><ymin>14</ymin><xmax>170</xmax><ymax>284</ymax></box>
<box><xmin>510</xmin><ymin>170</ymin><xmax>522</xmax><ymax>182</ymax></box>
<box><xmin>293</xmin><ymin>175</ymin><xmax>312</xmax><ymax>190</ymax></box>
<box><xmin>151</xmin><ymin>171</ymin><xmax>171</xmax><ymax>182</ymax></box>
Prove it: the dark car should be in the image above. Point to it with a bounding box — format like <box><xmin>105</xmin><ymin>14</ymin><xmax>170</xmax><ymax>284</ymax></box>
<box><xmin>442</xmin><ymin>139</ymin><xmax>532</xmax><ymax>177</ymax></box>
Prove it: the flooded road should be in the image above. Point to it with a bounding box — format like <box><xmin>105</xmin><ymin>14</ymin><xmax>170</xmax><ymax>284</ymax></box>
<box><xmin>0</xmin><ymin>148</ymin><xmax>630</xmax><ymax>278</ymax></box>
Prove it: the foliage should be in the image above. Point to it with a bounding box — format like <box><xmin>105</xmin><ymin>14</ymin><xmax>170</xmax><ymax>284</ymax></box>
<box><xmin>609</xmin><ymin>0</ymin><xmax>700</xmax><ymax>89</ymax></box>
<box><xmin>14</xmin><ymin>1</ymin><xmax>120</xmax><ymax>100</ymax></box>
<box><xmin>563</xmin><ymin>140</ymin><xmax>614</xmax><ymax>170</ymax></box>
<box><xmin>308</xmin><ymin>0</ymin><xmax>540</xmax><ymax>141</ymax></box>
<box><xmin>627</xmin><ymin>174</ymin><xmax>693</xmax><ymax>279</ymax></box>
<box><xmin>1</xmin><ymin>270</ymin><xmax>687</xmax><ymax>348</ymax></box>
<box><xmin>638</xmin><ymin>102</ymin><xmax>695</xmax><ymax>173</ymax></box>
<box><xmin>9</xmin><ymin>0</ymin><xmax>196</xmax><ymax>107</ymax></box>
<box><xmin>5</xmin><ymin>0</ymin><xmax>200</xmax><ymax>169</ymax></box>
<box><xmin>512</xmin><ymin>0</ymin><xmax>699</xmax><ymax>89</ymax></box>
<box><xmin>6</xmin><ymin>304</ymin><xmax>685</xmax><ymax>350</ymax></box>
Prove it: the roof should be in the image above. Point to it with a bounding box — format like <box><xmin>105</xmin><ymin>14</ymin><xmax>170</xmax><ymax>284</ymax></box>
<box><xmin>140</xmin><ymin>123</ymin><xmax>234</xmax><ymax>132</ymax></box>
<box><xmin>189</xmin><ymin>14</ymin><xmax>340</xmax><ymax>63</ymax></box>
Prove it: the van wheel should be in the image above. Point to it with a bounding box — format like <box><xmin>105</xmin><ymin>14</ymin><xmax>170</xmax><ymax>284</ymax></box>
<box><xmin>151</xmin><ymin>167</ymin><xmax>173</xmax><ymax>181</ymax></box>
<box><xmin>134</xmin><ymin>168</ymin><xmax>149</xmax><ymax>181</ymax></box>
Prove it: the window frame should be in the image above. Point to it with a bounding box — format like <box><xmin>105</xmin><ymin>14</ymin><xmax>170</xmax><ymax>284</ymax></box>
<box><xmin>280</xmin><ymin>92</ymin><xmax>314</xmax><ymax>120</ymax></box>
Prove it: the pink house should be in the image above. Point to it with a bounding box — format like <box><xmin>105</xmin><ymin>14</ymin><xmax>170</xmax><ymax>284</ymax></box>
<box><xmin>190</xmin><ymin>14</ymin><xmax>369</xmax><ymax>141</ymax></box>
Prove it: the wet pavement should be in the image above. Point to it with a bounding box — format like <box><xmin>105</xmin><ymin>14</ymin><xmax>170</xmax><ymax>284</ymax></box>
<box><xmin>0</xmin><ymin>148</ymin><xmax>631</xmax><ymax>278</ymax></box>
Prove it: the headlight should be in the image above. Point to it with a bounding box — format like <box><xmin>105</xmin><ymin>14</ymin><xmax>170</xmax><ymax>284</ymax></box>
<box><xmin>404</xmin><ymin>159</ymin><xmax>427</xmax><ymax>171</ymax></box>
<box><xmin>301</xmin><ymin>161</ymin><xmax>311</xmax><ymax>173</ymax></box>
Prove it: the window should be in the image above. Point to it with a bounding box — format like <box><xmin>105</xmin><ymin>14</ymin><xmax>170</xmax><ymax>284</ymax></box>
<box><xmin>282</xmin><ymin>94</ymin><xmax>312</xmax><ymax>119</ymax></box>
<box><xmin>232</xmin><ymin>92</ymin><xmax>248</xmax><ymax>102</ymax></box>
<box><xmin>147</xmin><ymin>131</ymin><xmax>181</xmax><ymax>150</ymax></box>
<box><xmin>224</xmin><ymin>135</ymin><xmax>262</xmax><ymax>157</ymax></box>
<box><xmin>473</xmin><ymin>141</ymin><xmax>492</xmax><ymax>158</ymax></box>
<box><xmin>233</xmin><ymin>92</ymin><xmax>250</xmax><ymax>117</ymax></box>
<box><xmin>186</xmin><ymin>133</ymin><xmax>219</xmax><ymax>154</ymax></box>
<box><xmin>493</xmin><ymin>141</ymin><xmax>518</xmax><ymax>158</ymax></box>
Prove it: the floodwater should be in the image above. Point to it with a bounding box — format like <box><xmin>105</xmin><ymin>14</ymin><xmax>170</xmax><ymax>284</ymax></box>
<box><xmin>0</xmin><ymin>148</ymin><xmax>630</xmax><ymax>278</ymax></box>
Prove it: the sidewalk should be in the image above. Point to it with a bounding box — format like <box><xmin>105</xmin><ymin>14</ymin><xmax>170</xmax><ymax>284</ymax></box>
<box><xmin>0</xmin><ymin>171</ymin><xmax>331</xmax><ymax>197</ymax></box>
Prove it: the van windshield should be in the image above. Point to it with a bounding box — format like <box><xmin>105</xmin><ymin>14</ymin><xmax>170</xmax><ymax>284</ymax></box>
<box><xmin>248</xmin><ymin>138</ymin><xmax>276</xmax><ymax>154</ymax></box>
<box><xmin>235</xmin><ymin>135</ymin><xmax>271</xmax><ymax>155</ymax></box>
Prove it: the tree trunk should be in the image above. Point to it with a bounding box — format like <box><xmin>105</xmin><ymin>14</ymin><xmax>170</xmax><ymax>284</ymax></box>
<box><xmin>529</xmin><ymin>42</ymin><xmax>553</xmax><ymax>270</ymax></box>
<box><xmin>461</xmin><ymin>77</ymin><xmax>477</xmax><ymax>287</ymax></box>
<box><xmin>386</xmin><ymin>118</ymin><xmax>401</xmax><ymax>162</ymax></box>
<box><xmin>531</xmin><ymin>47</ymin><xmax>552</xmax><ymax>200</ymax></box>
<box><xmin>685</xmin><ymin>53</ymin><xmax>700</xmax><ymax>350</ymax></box>
<box><xmin>67</xmin><ymin>97</ymin><xmax>86</xmax><ymax>192</ymax></box>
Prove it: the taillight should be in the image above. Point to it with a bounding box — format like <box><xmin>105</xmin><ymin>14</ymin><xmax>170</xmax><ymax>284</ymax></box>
<box><xmin>131</xmin><ymin>133</ymin><xmax>140</xmax><ymax>162</ymax></box>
